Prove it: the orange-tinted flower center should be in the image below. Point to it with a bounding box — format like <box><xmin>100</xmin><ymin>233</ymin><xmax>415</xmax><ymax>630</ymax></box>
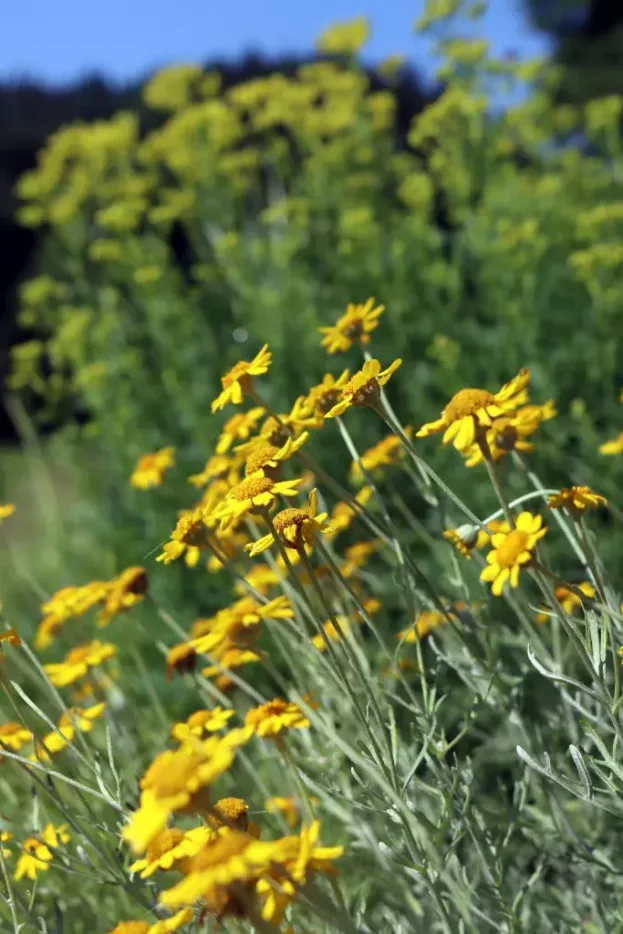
<box><xmin>273</xmin><ymin>508</ymin><xmax>307</xmax><ymax>532</ymax></box>
<box><xmin>444</xmin><ymin>388</ymin><xmax>495</xmax><ymax>422</ymax></box>
<box><xmin>495</xmin><ymin>530</ymin><xmax>530</xmax><ymax>568</ymax></box>
<box><xmin>211</xmin><ymin>796</ymin><xmax>248</xmax><ymax>829</ymax></box>
<box><xmin>230</xmin><ymin>476</ymin><xmax>273</xmax><ymax>501</ymax></box>
<box><xmin>261</xmin><ymin>417</ymin><xmax>290</xmax><ymax>446</ymax></box>
<box><xmin>222</xmin><ymin>360</ymin><xmax>251</xmax><ymax>388</ymax></box>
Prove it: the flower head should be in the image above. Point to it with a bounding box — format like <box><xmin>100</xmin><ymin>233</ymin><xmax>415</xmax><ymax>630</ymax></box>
<box><xmin>97</xmin><ymin>567</ymin><xmax>148</xmax><ymax>626</ymax></box>
<box><xmin>211</xmin><ymin>345</ymin><xmax>272</xmax><ymax>412</ymax></box>
<box><xmin>245</xmin><ymin>698</ymin><xmax>311</xmax><ymax>738</ymax></box>
<box><xmin>600</xmin><ymin>432</ymin><xmax>623</xmax><ymax>455</ymax></box>
<box><xmin>416</xmin><ymin>369</ymin><xmax>530</xmax><ymax>452</ymax></box>
<box><xmin>14</xmin><ymin>824</ymin><xmax>70</xmax><ymax>881</ymax></box>
<box><xmin>536</xmin><ymin>582</ymin><xmax>595</xmax><ymax>624</ymax></box>
<box><xmin>443</xmin><ymin>519</ymin><xmax>509</xmax><ymax>558</ymax></box>
<box><xmin>130</xmin><ymin>447</ymin><xmax>175</xmax><ymax>490</ymax></box>
<box><xmin>325</xmin><ymin>358</ymin><xmax>402</xmax><ymax>418</ymax></box>
<box><xmin>0</xmin><ymin>721</ymin><xmax>33</xmax><ymax>752</ymax></box>
<box><xmin>157</xmin><ymin>507</ymin><xmax>209</xmax><ymax>565</ymax></box>
<box><xmin>215</xmin><ymin>476</ymin><xmax>302</xmax><ymax>531</ymax></box>
<box><xmin>547</xmin><ymin>486</ymin><xmax>607</xmax><ymax>515</ymax></box>
<box><xmin>398</xmin><ymin>609</ymin><xmax>447</xmax><ymax>642</ymax></box>
<box><xmin>245</xmin><ymin>489</ymin><xmax>329</xmax><ymax>555</ymax></box>
<box><xmin>244</xmin><ymin>432</ymin><xmax>308</xmax><ymax>478</ymax></box>
<box><xmin>463</xmin><ymin>401</ymin><xmax>556</xmax><ymax>467</ymax></box>
<box><xmin>0</xmin><ymin>627</ymin><xmax>21</xmax><ymax>647</ymax></box>
<box><xmin>216</xmin><ymin>407</ymin><xmax>265</xmax><ymax>454</ymax></box>
<box><xmin>44</xmin><ymin>640</ymin><xmax>116</xmax><ymax>687</ymax></box>
<box><xmin>480</xmin><ymin>512</ymin><xmax>547</xmax><ymax>596</ymax></box>
<box><xmin>350</xmin><ymin>429</ymin><xmax>411</xmax><ymax>481</ymax></box>
<box><xmin>302</xmin><ymin>370</ymin><xmax>351</xmax><ymax>420</ymax></box>
<box><xmin>171</xmin><ymin>707</ymin><xmax>235</xmax><ymax>742</ymax></box>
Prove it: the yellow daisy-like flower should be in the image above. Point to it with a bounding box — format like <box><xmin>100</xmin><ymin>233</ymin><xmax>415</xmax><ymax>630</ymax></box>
<box><xmin>188</xmin><ymin>454</ymin><xmax>241</xmax><ymax>489</ymax></box>
<box><xmin>35</xmin><ymin>581</ymin><xmax>111</xmax><ymax>649</ymax></box>
<box><xmin>398</xmin><ymin>609</ymin><xmax>447</xmax><ymax>642</ymax></box>
<box><xmin>325</xmin><ymin>485</ymin><xmax>373</xmax><ymax>539</ymax></box>
<box><xmin>215</xmin><ymin>475</ymin><xmax>302</xmax><ymax>531</ymax></box>
<box><xmin>171</xmin><ymin>707</ymin><xmax>235</xmax><ymax>742</ymax></box>
<box><xmin>244</xmin><ymin>432</ymin><xmax>308</xmax><ymax>479</ymax></box>
<box><xmin>97</xmin><ymin>566</ymin><xmax>148</xmax><ymax>626</ymax></box>
<box><xmin>216</xmin><ymin>406</ymin><xmax>265</xmax><ymax>454</ymax></box>
<box><xmin>0</xmin><ymin>721</ymin><xmax>33</xmax><ymax>752</ymax></box>
<box><xmin>319</xmin><ymin>299</ymin><xmax>385</xmax><ymax>353</ymax></box>
<box><xmin>106</xmin><ymin>909</ymin><xmax>193</xmax><ymax>934</ymax></box>
<box><xmin>536</xmin><ymin>581</ymin><xmax>595</xmax><ymax>624</ymax></box>
<box><xmin>130</xmin><ymin>447</ymin><xmax>175</xmax><ymax>490</ymax></box>
<box><xmin>416</xmin><ymin>369</ymin><xmax>531</xmax><ymax>453</ymax></box>
<box><xmin>245</xmin><ymin>698</ymin><xmax>311</xmax><ymax>738</ymax></box>
<box><xmin>156</xmin><ymin>507</ymin><xmax>210</xmax><ymax>565</ymax></box>
<box><xmin>599</xmin><ymin>432</ymin><xmax>623</xmax><ymax>455</ymax></box>
<box><xmin>0</xmin><ymin>503</ymin><xmax>15</xmax><ymax>524</ymax></box>
<box><xmin>211</xmin><ymin>345</ymin><xmax>272</xmax><ymax>412</ymax></box>
<box><xmin>302</xmin><ymin>370</ymin><xmax>351</xmax><ymax>420</ymax></box>
<box><xmin>44</xmin><ymin>640</ymin><xmax>116</xmax><ymax>687</ymax></box>
<box><xmin>245</xmin><ymin>489</ymin><xmax>329</xmax><ymax>555</ymax></box>
<box><xmin>14</xmin><ymin>824</ymin><xmax>70</xmax><ymax>881</ymax></box>
<box><xmin>325</xmin><ymin>358</ymin><xmax>402</xmax><ymax>418</ymax></box>
<box><xmin>0</xmin><ymin>627</ymin><xmax>21</xmax><ymax>647</ymax></box>
<box><xmin>480</xmin><ymin>512</ymin><xmax>547</xmax><ymax>596</ymax></box>
<box><xmin>463</xmin><ymin>400</ymin><xmax>557</xmax><ymax>467</ymax></box>
<box><xmin>122</xmin><ymin>729</ymin><xmax>253</xmax><ymax>854</ymax></box>
<box><xmin>130</xmin><ymin>827</ymin><xmax>213</xmax><ymax>878</ymax></box>
<box><xmin>350</xmin><ymin>429</ymin><xmax>411</xmax><ymax>481</ymax></box>
<box><xmin>341</xmin><ymin>539</ymin><xmax>382</xmax><ymax>578</ymax></box>
<box><xmin>546</xmin><ymin>486</ymin><xmax>607</xmax><ymax>515</ymax></box>
<box><xmin>235</xmin><ymin>398</ymin><xmax>317</xmax><ymax>455</ymax></box>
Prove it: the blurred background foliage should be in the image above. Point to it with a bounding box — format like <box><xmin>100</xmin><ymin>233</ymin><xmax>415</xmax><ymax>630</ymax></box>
<box><xmin>2</xmin><ymin>0</ymin><xmax>623</xmax><ymax>635</ymax></box>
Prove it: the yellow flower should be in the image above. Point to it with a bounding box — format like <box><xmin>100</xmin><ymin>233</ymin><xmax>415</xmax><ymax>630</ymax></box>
<box><xmin>536</xmin><ymin>582</ymin><xmax>595</xmax><ymax>624</ymax></box>
<box><xmin>208</xmin><ymin>797</ymin><xmax>251</xmax><ymax>831</ymax></box>
<box><xmin>600</xmin><ymin>432</ymin><xmax>623</xmax><ymax>455</ymax></box>
<box><xmin>265</xmin><ymin>796</ymin><xmax>308</xmax><ymax>828</ymax></box>
<box><xmin>243</xmin><ymin>433</ymin><xmax>308</xmax><ymax>479</ymax></box>
<box><xmin>122</xmin><ymin>730</ymin><xmax>252</xmax><ymax>853</ymax></box>
<box><xmin>311</xmin><ymin>615</ymin><xmax>362</xmax><ymax>651</ymax></box>
<box><xmin>14</xmin><ymin>824</ymin><xmax>70</xmax><ymax>881</ymax></box>
<box><xmin>1</xmin><ymin>831</ymin><xmax>12</xmax><ymax>857</ymax></box>
<box><xmin>171</xmin><ymin>708</ymin><xmax>235</xmax><ymax>742</ymax></box>
<box><xmin>188</xmin><ymin>454</ymin><xmax>241</xmax><ymax>488</ymax></box>
<box><xmin>97</xmin><ymin>567</ymin><xmax>148</xmax><ymax>626</ymax></box>
<box><xmin>480</xmin><ymin>512</ymin><xmax>547</xmax><ymax>596</ymax></box>
<box><xmin>35</xmin><ymin>723</ymin><xmax>75</xmax><ymax>760</ymax></box>
<box><xmin>156</xmin><ymin>507</ymin><xmax>210</xmax><ymax>565</ymax></box>
<box><xmin>235</xmin><ymin>398</ymin><xmax>317</xmax><ymax>455</ymax></box>
<box><xmin>547</xmin><ymin>486</ymin><xmax>608</xmax><ymax>515</ymax></box>
<box><xmin>201</xmin><ymin>645</ymin><xmax>262</xmax><ymax>681</ymax></box>
<box><xmin>341</xmin><ymin>539</ymin><xmax>382</xmax><ymax>578</ymax></box>
<box><xmin>130</xmin><ymin>447</ymin><xmax>175</xmax><ymax>490</ymax></box>
<box><xmin>61</xmin><ymin>703</ymin><xmax>106</xmax><ymax>732</ymax></box>
<box><xmin>35</xmin><ymin>581</ymin><xmax>111</xmax><ymax>649</ymax></box>
<box><xmin>325</xmin><ymin>486</ymin><xmax>373</xmax><ymax>539</ymax></box>
<box><xmin>0</xmin><ymin>504</ymin><xmax>15</xmax><ymax>524</ymax></box>
<box><xmin>0</xmin><ymin>721</ymin><xmax>33</xmax><ymax>752</ymax></box>
<box><xmin>44</xmin><ymin>640</ymin><xmax>117</xmax><ymax>687</ymax></box>
<box><xmin>245</xmin><ymin>698</ymin><xmax>311</xmax><ymax>738</ymax></box>
<box><xmin>130</xmin><ymin>827</ymin><xmax>213</xmax><ymax>878</ymax></box>
<box><xmin>324</xmin><ymin>359</ymin><xmax>402</xmax><ymax>418</ymax></box>
<box><xmin>416</xmin><ymin>369</ymin><xmax>531</xmax><ymax>452</ymax></box>
<box><xmin>319</xmin><ymin>298</ymin><xmax>384</xmax><ymax>354</ymax></box>
<box><xmin>215</xmin><ymin>476</ymin><xmax>302</xmax><ymax>531</ymax></box>
<box><xmin>316</xmin><ymin>17</ymin><xmax>370</xmax><ymax>55</ymax></box>
<box><xmin>302</xmin><ymin>370</ymin><xmax>351</xmax><ymax>420</ymax></box>
<box><xmin>211</xmin><ymin>345</ymin><xmax>272</xmax><ymax>412</ymax></box>
<box><xmin>398</xmin><ymin>609</ymin><xmax>446</xmax><ymax>642</ymax></box>
<box><xmin>0</xmin><ymin>627</ymin><xmax>21</xmax><ymax>647</ymax></box>
<box><xmin>216</xmin><ymin>407</ymin><xmax>265</xmax><ymax>454</ymax></box>
<box><xmin>234</xmin><ymin>563</ymin><xmax>280</xmax><ymax>596</ymax></box>
<box><xmin>245</xmin><ymin>489</ymin><xmax>329</xmax><ymax>555</ymax></box>
<box><xmin>106</xmin><ymin>910</ymin><xmax>193</xmax><ymax>934</ymax></box>
<box><xmin>443</xmin><ymin>519</ymin><xmax>509</xmax><ymax>558</ymax></box>
<box><xmin>463</xmin><ymin>401</ymin><xmax>557</xmax><ymax>467</ymax></box>
<box><xmin>350</xmin><ymin>429</ymin><xmax>411</xmax><ymax>481</ymax></box>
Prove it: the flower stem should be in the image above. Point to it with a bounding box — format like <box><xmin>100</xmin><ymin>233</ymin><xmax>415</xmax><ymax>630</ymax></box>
<box><xmin>477</xmin><ymin>436</ymin><xmax>515</xmax><ymax>528</ymax></box>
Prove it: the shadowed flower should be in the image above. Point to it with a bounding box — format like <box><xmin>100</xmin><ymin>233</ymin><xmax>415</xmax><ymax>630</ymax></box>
<box><xmin>480</xmin><ymin>512</ymin><xmax>547</xmax><ymax>596</ymax></box>
<box><xmin>244</xmin><ymin>432</ymin><xmax>308</xmax><ymax>478</ymax></box>
<box><xmin>157</xmin><ymin>507</ymin><xmax>210</xmax><ymax>565</ymax></box>
<box><xmin>211</xmin><ymin>345</ymin><xmax>272</xmax><ymax>412</ymax></box>
<box><xmin>302</xmin><ymin>370</ymin><xmax>351</xmax><ymax>420</ymax></box>
<box><xmin>398</xmin><ymin>609</ymin><xmax>447</xmax><ymax>642</ymax></box>
<box><xmin>416</xmin><ymin>369</ymin><xmax>530</xmax><ymax>452</ymax></box>
<box><xmin>97</xmin><ymin>567</ymin><xmax>148</xmax><ymax>626</ymax></box>
<box><xmin>547</xmin><ymin>486</ymin><xmax>607</xmax><ymax>515</ymax></box>
<box><xmin>0</xmin><ymin>627</ymin><xmax>21</xmax><ymax>647</ymax></box>
<box><xmin>216</xmin><ymin>407</ymin><xmax>265</xmax><ymax>454</ymax></box>
<box><xmin>350</xmin><ymin>429</ymin><xmax>411</xmax><ymax>481</ymax></box>
<box><xmin>536</xmin><ymin>582</ymin><xmax>595</xmax><ymax>624</ymax></box>
<box><xmin>325</xmin><ymin>358</ymin><xmax>402</xmax><ymax>418</ymax></box>
<box><xmin>130</xmin><ymin>827</ymin><xmax>213</xmax><ymax>878</ymax></box>
<box><xmin>130</xmin><ymin>447</ymin><xmax>175</xmax><ymax>490</ymax></box>
<box><xmin>245</xmin><ymin>490</ymin><xmax>329</xmax><ymax>555</ymax></box>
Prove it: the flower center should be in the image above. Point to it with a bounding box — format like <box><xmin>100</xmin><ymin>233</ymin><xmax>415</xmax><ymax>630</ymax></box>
<box><xmin>444</xmin><ymin>388</ymin><xmax>495</xmax><ymax>422</ymax></box>
<box><xmin>211</xmin><ymin>796</ymin><xmax>248</xmax><ymax>828</ymax></box>
<box><xmin>230</xmin><ymin>476</ymin><xmax>273</xmax><ymax>501</ymax></box>
<box><xmin>261</xmin><ymin>417</ymin><xmax>290</xmax><ymax>447</ymax></box>
<box><xmin>146</xmin><ymin>828</ymin><xmax>185</xmax><ymax>860</ymax></box>
<box><xmin>345</xmin><ymin>377</ymin><xmax>378</xmax><ymax>406</ymax></box>
<box><xmin>342</xmin><ymin>318</ymin><xmax>364</xmax><ymax>339</ymax></box>
<box><xmin>245</xmin><ymin>445</ymin><xmax>279</xmax><ymax>476</ymax></box>
<box><xmin>315</xmin><ymin>389</ymin><xmax>340</xmax><ymax>414</ymax></box>
<box><xmin>495</xmin><ymin>530</ymin><xmax>529</xmax><ymax>568</ymax></box>
<box><xmin>273</xmin><ymin>507</ymin><xmax>307</xmax><ymax>532</ymax></box>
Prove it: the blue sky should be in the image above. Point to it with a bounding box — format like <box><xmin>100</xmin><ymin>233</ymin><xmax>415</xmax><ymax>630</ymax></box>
<box><xmin>0</xmin><ymin>0</ymin><xmax>549</xmax><ymax>87</ymax></box>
